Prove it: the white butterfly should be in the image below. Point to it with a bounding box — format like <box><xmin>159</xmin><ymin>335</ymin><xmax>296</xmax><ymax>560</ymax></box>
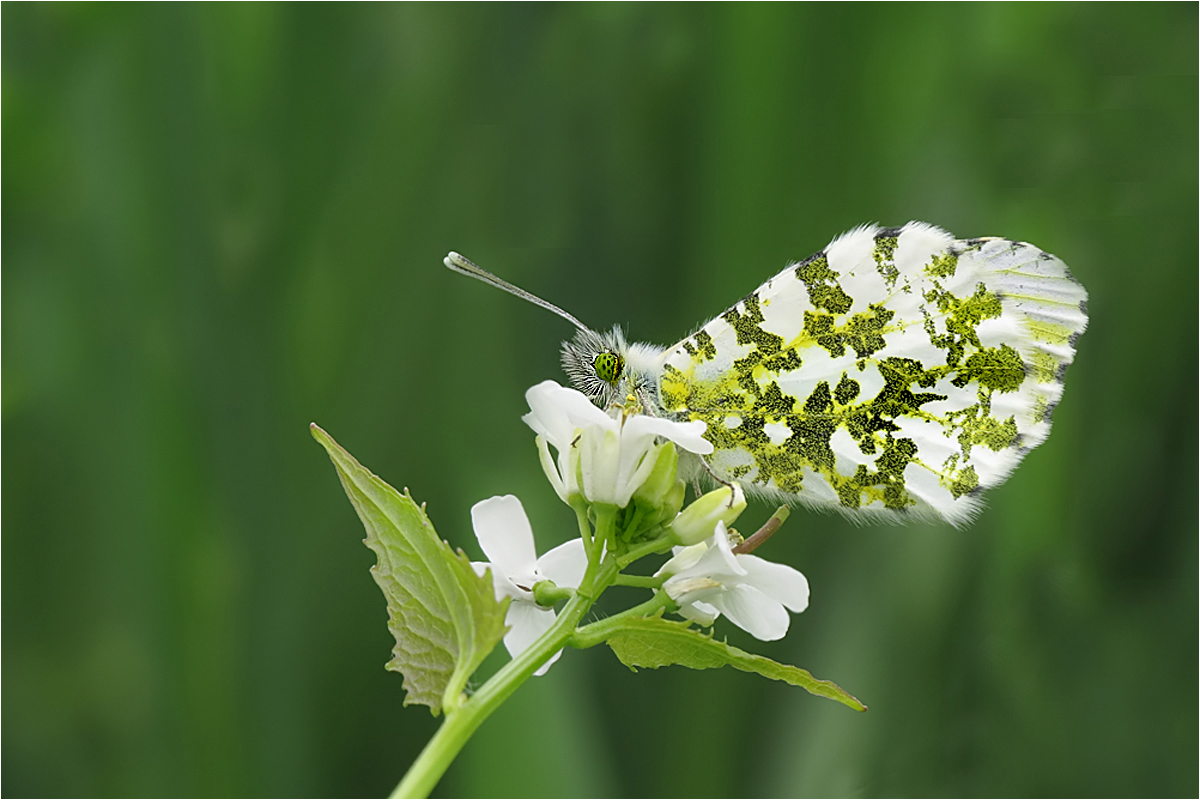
<box><xmin>446</xmin><ymin>221</ymin><xmax>1088</xmax><ymax>526</ymax></box>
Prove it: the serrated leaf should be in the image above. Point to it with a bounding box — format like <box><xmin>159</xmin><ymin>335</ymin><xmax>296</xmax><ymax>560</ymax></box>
<box><xmin>605</xmin><ymin>615</ymin><xmax>866</xmax><ymax>711</ymax></box>
<box><xmin>311</xmin><ymin>424</ymin><xmax>508</xmax><ymax>716</ymax></box>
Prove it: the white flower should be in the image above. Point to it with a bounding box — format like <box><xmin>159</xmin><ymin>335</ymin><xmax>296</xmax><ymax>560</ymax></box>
<box><xmin>522</xmin><ymin>380</ymin><xmax>713</xmax><ymax>508</ymax></box>
<box><xmin>470</xmin><ymin>495</ymin><xmax>588</xmax><ymax>676</ymax></box>
<box><xmin>658</xmin><ymin>521</ymin><xmax>810</xmax><ymax>641</ymax></box>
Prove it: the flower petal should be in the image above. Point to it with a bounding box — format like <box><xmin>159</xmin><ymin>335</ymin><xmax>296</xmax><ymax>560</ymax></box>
<box><xmin>738</xmin><ymin>555</ymin><xmax>810</xmax><ymax>613</ymax></box>
<box><xmin>565</xmin><ymin>448</ymin><xmax>583</xmax><ymax>500</ymax></box>
<box><xmin>471</xmin><ymin>561</ymin><xmax>525</xmax><ymax>602</ymax></box>
<box><xmin>535</xmin><ymin>436</ymin><xmax>568</xmax><ymax>502</ymax></box>
<box><xmin>655</xmin><ymin>541</ymin><xmax>708</xmax><ymax>577</ymax></box>
<box><xmin>522</xmin><ymin>381</ymin><xmax>575</xmax><ymax>446</ymax></box>
<box><xmin>623</xmin><ymin>414</ymin><xmax>713</xmax><ymax>455</ymax></box>
<box><xmin>580</xmin><ymin>426</ymin><xmax>621</xmax><ymax>506</ymax></box>
<box><xmin>615</xmin><ymin>447</ymin><xmax>657</xmax><ymax>509</ymax></box>
<box><xmin>709</xmin><ymin>521</ymin><xmax>748</xmax><ymax>576</ymax></box>
<box><xmin>610</xmin><ymin>426</ymin><xmax>676</xmax><ymax>507</ymax></box>
<box><xmin>554</xmin><ymin>385</ymin><xmax>615</xmax><ymax>430</ymax></box>
<box><xmin>503</xmin><ymin>601</ymin><xmax>561</xmax><ymax>677</ymax></box>
<box><xmin>710</xmin><ymin>584</ymin><xmax>790</xmax><ymax>641</ymax></box>
<box><xmin>535</xmin><ymin>538</ymin><xmax>588</xmax><ymax>589</ymax></box>
<box><xmin>661</xmin><ymin>537</ymin><xmax>734</xmax><ymax>583</ymax></box>
<box><xmin>677</xmin><ymin>599</ymin><xmax>719</xmax><ymax>627</ymax></box>
<box><xmin>664</xmin><ymin>575</ymin><xmax>724</xmax><ymax>606</ymax></box>
<box><xmin>533</xmin><ymin>648</ymin><xmax>563</xmax><ymax>677</ymax></box>
<box><xmin>524</xmin><ymin>381</ymin><xmax>613</xmax><ymax>447</ymax></box>
<box><xmin>470</xmin><ymin>495</ymin><xmax>537</xmax><ymax>580</ymax></box>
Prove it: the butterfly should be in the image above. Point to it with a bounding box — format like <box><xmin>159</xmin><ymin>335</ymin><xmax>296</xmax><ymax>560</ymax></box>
<box><xmin>445</xmin><ymin>221</ymin><xmax>1088</xmax><ymax>526</ymax></box>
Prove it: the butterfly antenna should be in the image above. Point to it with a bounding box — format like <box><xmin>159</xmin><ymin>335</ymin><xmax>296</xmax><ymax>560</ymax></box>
<box><xmin>443</xmin><ymin>251</ymin><xmax>593</xmax><ymax>333</ymax></box>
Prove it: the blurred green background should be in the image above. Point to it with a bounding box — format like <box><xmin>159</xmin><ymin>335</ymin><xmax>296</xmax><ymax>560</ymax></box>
<box><xmin>3</xmin><ymin>4</ymin><xmax>1196</xmax><ymax>797</ymax></box>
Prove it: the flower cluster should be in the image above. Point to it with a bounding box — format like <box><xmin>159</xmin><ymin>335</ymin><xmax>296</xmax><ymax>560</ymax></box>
<box><xmin>470</xmin><ymin>495</ymin><xmax>586</xmax><ymax>675</ymax></box>
<box><xmin>522</xmin><ymin>380</ymin><xmax>711</xmax><ymax>508</ymax></box>
<box><xmin>470</xmin><ymin>380</ymin><xmax>811</xmax><ymax>674</ymax></box>
<box><xmin>658</xmin><ymin>521</ymin><xmax>809</xmax><ymax>641</ymax></box>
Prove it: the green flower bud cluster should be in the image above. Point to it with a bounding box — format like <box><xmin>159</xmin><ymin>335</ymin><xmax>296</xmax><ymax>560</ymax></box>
<box><xmin>632</xmin><ymin>442</ymin><xmax>687</xmax><ymax>529</ymax></box>
<box><xmin>623</xmin><ymin>440</ymin><xmax>747</xmax><ymax>549</ymax></box>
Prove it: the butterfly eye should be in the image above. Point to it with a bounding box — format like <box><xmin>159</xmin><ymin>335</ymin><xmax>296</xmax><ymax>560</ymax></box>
<box><xmin>592</xmin><ymin>351</ymin><xmax>625</xmax><ymax>385</ymax></box>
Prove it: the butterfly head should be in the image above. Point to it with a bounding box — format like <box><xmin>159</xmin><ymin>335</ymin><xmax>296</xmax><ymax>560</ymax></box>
<box><xmin>561</xmin><ymin>326</ymin><xmax>630</xmax><ymax>408</ymax></box>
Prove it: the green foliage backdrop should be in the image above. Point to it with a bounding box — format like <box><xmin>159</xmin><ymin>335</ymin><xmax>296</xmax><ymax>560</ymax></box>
<box><xmin>3</xmin><ymin>4</ymin><xmax>1196</xmax><ymax>797</ymax></box>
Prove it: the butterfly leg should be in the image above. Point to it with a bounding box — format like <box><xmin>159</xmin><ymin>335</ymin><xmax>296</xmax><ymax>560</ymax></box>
<box><xmin>694</xmin><ymin>454</ymin><xmax>740</xmax><ymax>508</ymax></box>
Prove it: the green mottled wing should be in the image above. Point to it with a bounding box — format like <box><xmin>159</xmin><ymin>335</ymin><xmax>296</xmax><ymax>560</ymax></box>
<box><xmin>656</xmin><ymin>222</ymin><xmax>1088</xmax><ymax>526</ymax></box>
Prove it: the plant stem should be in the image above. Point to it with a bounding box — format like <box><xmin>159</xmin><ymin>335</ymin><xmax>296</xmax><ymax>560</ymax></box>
<box><xmin>573</xmin><ymin>502</ymin><xmax>593</xmax><ymax>552</ymax></box>
<box><xmin>617</xmin><ymin>534</ymin><xmax>674</xmax><ymax>568</ymax></box>
<box><xmin>612</xmin><ymin>573</ymin><xmax>666</xmax><ymax>589</ymax></box>
<box><xmin>390</xmin><ymin>503</ymin><xmax>673</xmax><ymax>797</ymax></box>
<box><xmin>391</xmin><ymin>591</ymin><xmax>593</xmax><ymax>798</ymax></box>
<box><xmin>569</xmin><ymin>591</ymin><xmax>675</xmax><ymax>649</ymax></box>
<box><xmin>589</xmin><ymin>505</ymin><xmax>618</xmax><ymax>571</ymax></box>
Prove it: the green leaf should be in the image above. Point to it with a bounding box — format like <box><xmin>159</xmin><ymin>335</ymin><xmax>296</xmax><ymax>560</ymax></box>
<box><xmin>605</xmin><ymin>615</ymin><xmax>867</xmax><ymax>712</ymax></box>
<box><xmin>311</xmin><ymin>424</ymin><xmax>508</xmax><ymax>716</ymax></box>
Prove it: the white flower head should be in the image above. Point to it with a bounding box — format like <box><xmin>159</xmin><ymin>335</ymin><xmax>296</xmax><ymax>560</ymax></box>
<box><xmin>522</xmin><ymin>380</ymin><xmax>712</xmax><ymax>508</ymax></box>
<box><xmin>470</xmin><ymin>495</ymin><xmax>587</xmax><ymax>676</ymax></box>
<box><xmin>658</xmin><ymin>521</ymin><xmax>810</xmax><ymax>641</ymax></box>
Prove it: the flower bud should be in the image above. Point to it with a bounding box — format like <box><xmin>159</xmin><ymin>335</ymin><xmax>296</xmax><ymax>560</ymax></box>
<box><xmin>632</xmin><ymin>442</ymin><xmax>679</xmax><ymax>511</ymax></box>
<box><xmin>659</xmin><ymin>478</ymin><xmax>686</xmax><ymax>522</ymax></box>
<box><xmin>669</xmin><ymin>483</ymin><xmax>747</xmax><ymax>546</ymax></box>
<box><xmin>633</xmin><ymin>476</ymin><xmax>687</xmax><ymax>535</ymax></box>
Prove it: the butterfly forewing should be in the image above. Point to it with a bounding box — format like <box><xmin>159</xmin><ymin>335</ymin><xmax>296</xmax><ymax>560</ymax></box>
<box><xmin>656</xmin><ymin>222</ymin><xmax>1088</xmax><ymax>526</ymax></box>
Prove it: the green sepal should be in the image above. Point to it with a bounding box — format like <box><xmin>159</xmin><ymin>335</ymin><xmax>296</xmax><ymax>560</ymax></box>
<box><xmin>632</xmin><ymin>441</ymin><xmax>679</xmax><ymax>510</ymax></box>
<box><xmin>311</xmin><ymin>424</ymin><xmax>509</xmax><ymax>717</ymax></box>
<box><xmin>532</xmin><ymin>580</ymin><xmax>573</xmax><ymax>608</ymax></box>
<box><xmin>604</xmin><ymin>614</ymin><xmax>866</xmax><ymax>712</ymax></box>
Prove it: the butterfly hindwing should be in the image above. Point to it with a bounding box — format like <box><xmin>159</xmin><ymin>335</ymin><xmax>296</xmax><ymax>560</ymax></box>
<box><xmin>656</xmin><ymin>222</ymin><xmax>1088</xmax><ymax>526</ymax></box>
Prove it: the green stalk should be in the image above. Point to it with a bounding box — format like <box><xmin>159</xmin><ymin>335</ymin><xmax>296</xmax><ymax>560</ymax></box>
<box><xmin>569</xmin><ymin>591</ymin><xmax>675</xmax><ymax>649</ymax></box>
<box><xmin>572</xmin><ymin>501</ymin><xmax>593</xmax><ymax>552</ymax></box>
<box><xmin>391</xmin><ymin>590</ymin><xmax>592</xmax><ymax>798</ymax></box>
<box><xmin>390</xmin><ymin>503</ymin><xmax>667</xmax><ymax>797</ymax></box>
<box><xmin>612</xmin><ymin>573</ymin><xmax>666</xmax><ymax>589</ymax></box>
<box><xmin>617</xmin><ymin>534</ymin><xmax>674</xmax><ymax>568</ymax></box>
<box><xmin>588</xmin><ymin>505</ymin><xmax>618</xmax><ymax>572</ymax></box>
